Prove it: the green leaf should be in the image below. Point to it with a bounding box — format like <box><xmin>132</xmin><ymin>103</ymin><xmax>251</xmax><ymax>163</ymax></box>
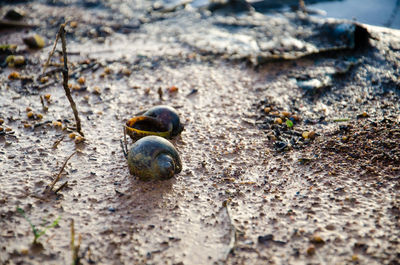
<box><xmin>17</xmin><ymin>207</ymin><xmax>39</xmax><ymax>239</ymax></box>
<box><xmin>286</xmin><ymin>119</ymin><xmax>293</xmax><ymax>128</ymax></box>
<box><xmin>36</xmin><ymin>216</ymin><xmax>60</xmax><ymax>239</ymax></box>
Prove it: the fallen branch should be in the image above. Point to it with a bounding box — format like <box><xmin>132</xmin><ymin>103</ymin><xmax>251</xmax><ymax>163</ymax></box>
<box><xmin>45</xmin><ymin>22</ymin><xmax>83</xmax><ymax>136</ymax></box>
<box><xmin>48</xmin><ymin>152</ymin><xmax>76</xmax><ymax>192</ymax></box>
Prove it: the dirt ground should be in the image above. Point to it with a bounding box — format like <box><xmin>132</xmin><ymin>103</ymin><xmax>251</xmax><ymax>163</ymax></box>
<box><xmin>0</xmin><ymin>1</ymin><xmax>399</xmax><ymax>265</ymax></box>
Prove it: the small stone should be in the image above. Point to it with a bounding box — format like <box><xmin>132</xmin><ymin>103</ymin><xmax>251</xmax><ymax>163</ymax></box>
<box><xmin>23</xmin><ymin>123</ymin><xmax>31</xmax><ymax>128</ymax></box>
<box><xmin>0</xmin><ymin>119</ymin><xmax>4</xmax><ymax>125</ymax></box>
<box><xmin>274</xmin><ymin>118</ymin><xmax>283</xmax><ymax>124</ymax></box>
<box><xmin>264</xmin><ymin>107</ymin><xmax>271</xmax><ymax>113</ymax></box>
<box><xmin>6</xmin><ymin>55</ymin><xmax>25</xmax><ymax>67</ymax></box>
<box><xmin>20</xmin><ymin>248</ymin><xmax>29</xmax><ymax>255</ymax></box>
<box><xmin>77</xmin><ymin>76</ymin><xmax>85</xmax><ymax>85</ymax></box>
<box><xmin>8</xmin><ymin>71</ymin><xmax>20</xmax><ymax>80</ymax></box>
<box><xmin>92</xmin><ymin>86</ymin><xmax>101</xmax><ymax>95</ymax></box>
<box><xmin>351</xmin><ymin>255</ymin><xmax>359</xmax><ymax>261</ymax></box>
<box><xmin>306</xmin><ymin>245</ymin><xmax>316</xmax><ymax>255</ymax></box>
<box><xmin>36</xmin><ymin>113</ymin><xmax>43</xmax><ymax>120</ymax></box>
<box><xmin>121</xmin><ymin>68</ymin><xmax>131</xmax><ymax>76</ymax></box>
<box><xmin>281</xmin><ymin>111</ymin><xmax>291</xmax><ymax>117</ymax></box>
<box><xmin>69</xmin><ymin>133</ymin><xmax>76</xmax><ymax>139</ymax></box>
<box><xmin>5</xmin><ymin>127</ymin><xmax>12</xmax><ymax>132</ymax></box>
<box><xmin>27</xmin><ymin>111</ymin><xmax>34</xmax><ymax>119</ymax></box>
<box><xmin>302</xmin><ymin>131</ymin><xmax>309</xmax><ymax>139</ymax></box>
<box><xmin>23</xmin><ymin>34</ymin><xmax>45</xmax><ymax>49</ymax></box>
<box><xmin>52</xmin><ymin>121</ymin><xmax>62</xmax><ymax>127</ymax></box>
<box><xmin>44</xmin><ymin>94</ymin><xmax>51</xmax><ymax>101</ymax></box>
<box><xmin>70</xmin><ymin>21</ymin><xmax>78</xmax><ymax>28</ymax></box>
<box><xmin>75</xmin><ymin>135</ymin><xmax>85</xmax><ymax>144</ymax></box>
<box><xmin>40</xmin><ymin>76</ymin><xmax>49</xmax><ymax>83</ymax></box>
<box><xmin>310</xmin><ymin>235</ymin><xmax>325</xmax><ymax>244</ymax></box>
<box><xmin>291</xmin><ymin>115</ymin><xmax>300</xmax><ymax>121</ymax></box>
<box><xmin>5</xmin><ymin>8</ymin><xmax>26</xmax><ymax>20</ymax></box>
<box><xmin>168</xmin><ymin>86</ymin><xmax>178</xmax><ymax>93</ymax></box>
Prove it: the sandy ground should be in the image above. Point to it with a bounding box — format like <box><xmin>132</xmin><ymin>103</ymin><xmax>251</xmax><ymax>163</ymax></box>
<box><xmin>0</xmin><ymin>1</ymin><xmax>399</xmax><ymax>265</ymax></box>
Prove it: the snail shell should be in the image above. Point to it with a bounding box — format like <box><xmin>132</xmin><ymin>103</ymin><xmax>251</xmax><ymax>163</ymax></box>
<box><xmin>143</xmin><ymin>105</ymin><xmax>184</xmax><ymax>137</ymax></box>
<box><xmin>127</xmin><ymin>136</ymin><xmax>182</xmax><ymax>181</ymax></box>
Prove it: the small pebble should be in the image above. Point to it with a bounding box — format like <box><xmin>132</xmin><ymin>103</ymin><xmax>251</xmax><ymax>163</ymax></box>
<box><xmin>70</xmin><ymin>21</ymin><xmax>78</xmax><ymax>28</ymax></box>
<box><xmin>310</xmin><ymin>235</ymin><xmax>325</xmax><ymax>244</ymax></box>
<box><xmin>264</xmin><ymin>107</ymin><xmax>271</xmax><ymax>113</ymax></box>
<box><xmin>306</xmin><ymin>245</ymin><xmax>316</xmax><ymax>255</ymax></box>
<box><xmin>169</xmin><ymin>86</ymin><xmax>178</xmax><ymax>93</ymax></box>
<box><xmin>52</xmin><ymin>121</ymin><xmax>62</xmax><ymax>127</ymax></box>
<box><xmin>40</xmin><ymin>76</ymin><xmax>49</xmax><ymax>83</ymax></box>
<box><xmin>75</xmin><ymin>135</ymin><xmax>84</xmax><ymax>144</ymax></box>
<box><xmin>274</xmin><ymin>118</ymin><xmax>283</xmax><ymax>124</ymax></box>
<box><xmin>23</xmin><ymin>34</ymin><xmax>45</xmax><ymax>49</ymax></box>
<box><xmin>44</xmin><ymin>94</ymin><xmax>51</xmax><ymax>101</ymax></box>
<box><xmin>0</xmin><ymin>119</ymin><xmax>4</xmax><ymax>125</ymax></box>
<box><xmin>77</xmin><ymin>76</ymin><xmax>85</xmax><ymax>85</ymax></box>
<box><xmin>8</xmin><ymin>71</ymin><xmax>20</xmax><ymax>80</ymax></box>
<box><xmin>27</xmin><ymin>111</ymin><xmax>34</xmax><ymax>118</ymax></box>
<box><xmin>92</xmin><ymin>86</ymin><xmax>101</xmax><ymax>95</ymax></box>
<box><xmin>69</xmin><ymin>133</ymin><xmax>76</xmax><ymax>139</ymax></box>
<box><xmin>281</xmin><ymin>111</ymin><xmax>291</xmax><ymax>117</ymax></box>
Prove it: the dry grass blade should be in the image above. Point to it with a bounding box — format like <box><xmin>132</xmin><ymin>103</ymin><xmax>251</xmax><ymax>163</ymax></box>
<box><xmin>49</xmin><ymin>152</ymin><xmax>76</xmax><ymax>191</ymax></box>
<box><xmin>224</xmin><ymin>199</ymin><xmax>239</xmax><ymax>260</ymax></box>
<box><xmin>71</xmin><ymin>219</ymin><xmax>81</xmax><ymax>265</ymax></box>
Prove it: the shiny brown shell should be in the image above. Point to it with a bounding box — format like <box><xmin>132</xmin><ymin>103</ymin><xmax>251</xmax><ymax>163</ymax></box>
<box><xmin>125</xmin><ymin>105</ymin><xmax>183</xmax><ymax>140</ymax></box>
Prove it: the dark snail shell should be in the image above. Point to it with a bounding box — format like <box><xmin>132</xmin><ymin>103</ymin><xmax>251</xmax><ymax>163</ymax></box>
<box><xmin>143</xmin><ymin>105</ymin><xmax>184</xmax><ymax>137</ymax></box>
<box><xmin>125</xmin><ymin>105</ymin><xmax>184</xmax><ymax>140</ymax></box>
<box><xmin>127</xmin><ymin>136</ymin><xmax>182</xmax><ymax>181</ymax></box>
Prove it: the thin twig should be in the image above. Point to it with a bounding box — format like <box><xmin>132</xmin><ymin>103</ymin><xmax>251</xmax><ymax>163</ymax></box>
<box><xmin>49</xmin><ymin>152</ymin><xmax>76</xmax><ymax>191</ymax></box>
<box><xmin>45</xmin><ymin>22</ymin><xmax>83</xmax><ymax>136</ymax></box>
<box><xmin>52</xmin><ymin>135</ymin><xmax>66</xmax><ymax>149</ymax></box>
<box><xmin>60</xmin><ymin>25</ymin><xmax>83</xmax><ymax>136</ymax></box>
<box><xmin>43</xmin><ymin>24</ymin><xmax>63</xmax><ymax>75</ymax></box>
<box><xmin>40</xmin><ymin>95</ymin><xmax>48</xmax><ymax>112</ymax></box>
<box><xmin>54</xmin><ymin>181</ymin><xmax>68</xmax><ymax>194</ymax></box>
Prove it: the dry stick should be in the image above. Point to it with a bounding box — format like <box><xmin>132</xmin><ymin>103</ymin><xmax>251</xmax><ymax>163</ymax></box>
<box><xmin>45</xmin><ymin>23</ymin><xmax>83</xmax><ymax>136</ymax></box>
<box><xmin>49</xmin><ymin>152</ymin><xmax>76</xmax><ymax>191</ymax></box>
<box><xmin>60</xmin><ymin>26</ymin><xmax>83</xmax><ymax>136</ymax></box>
